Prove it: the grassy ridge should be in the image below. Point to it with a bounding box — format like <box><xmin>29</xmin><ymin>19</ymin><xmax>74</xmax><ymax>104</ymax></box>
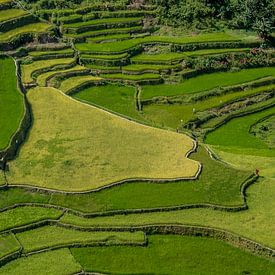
<box><xmin>0</xmin><ymin>9</ymin><xmax>28</xmax><ymax>22</ymax></box>
<box><xmin>141</xmin><ymin>67</ymin><xmax>275</xmax><ymax>99</ymax></box>
<box><xmin>16</xmin><ymin>226</ymin><xmax>145</xmax><ymax>253</ymax></box>
<box><xmin>0</xmin><ymin>57</ymin><xmax>24</xmax><ymax>150</ymax></box>
<box><xmin>132</xmin><ymin>48</ymin><xmax>250</xmax><ymax>63</ymax></box>
<box><xmin>75</xmin><ymin>32</ymin><xmax>258</xmax><ymax>53</ymax></box>
<box><xmin>142</xmin><ymin>84</ymin><xmax>275</xmax><ymax>129</ymax></box>
<box><xmin>71</xmin><ymin>235</ymin><xmax>275</xmax><ymax>274</ymax></box>
<box><xmin>6</xmin><ymin>87</ymin><xmax>199</xmax><ymax>191</ymax></box>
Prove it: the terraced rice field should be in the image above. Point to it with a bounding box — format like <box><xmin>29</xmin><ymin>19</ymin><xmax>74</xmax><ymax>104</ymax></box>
<box><xmin>0</xmin><ymin>1</ymin><xmax>274</xmax><ymax>274</ymax></box>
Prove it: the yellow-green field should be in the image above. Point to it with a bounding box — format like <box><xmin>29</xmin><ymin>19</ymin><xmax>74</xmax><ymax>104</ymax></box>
<box><xmin>0</xmin><ymin>22</ymin><xmax>51</xmax><ymax>42</ymax></box>
<box><xmin>6</xmin><ymin>87</ymin><xmax>199</xmax><ymax>191</ymax></box>
<box><xmin>21</xmin><ymin>58</ymin><xmax>75</xmax><ymax>84</ymax></box>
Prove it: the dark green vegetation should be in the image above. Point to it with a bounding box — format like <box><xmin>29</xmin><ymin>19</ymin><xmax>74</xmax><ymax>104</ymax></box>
<box><xmin>0</xmin><ymin>0</ymin><xmax>275</xmax><ymax>273</ymax></box>
<box><xmin>71</xmin><ymin>235</ymin><xmax>275</xmax><ymax>274</ymax></box>
<box><xmin>0</xmin><ymin>57</ymin><xmax>24</xmax><ymax>151</ymax></box>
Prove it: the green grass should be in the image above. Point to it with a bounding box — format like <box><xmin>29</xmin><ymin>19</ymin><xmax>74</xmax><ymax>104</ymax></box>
<box><xmin>28</xmin><ymin>48</ymin><xmax>74</xmax><ymax>57</ymax></box>
<box><xmin>75</xmin><ymin>32</ymin><xmax>259</xmax><ymax>53</ymax></box>
<box><xmin>80</xmin><ymin>52</ymin><xmax>128</xmax><ymax>60</ymax></box>
<box><xmin>6</xmin><ymin>87</ymin><xmax>198</xmax><ymax>191</ymax></box>
<box><xmin>58</xmin><ymin>75</ymin><xmax>102</xmax><ymax>93</ymax></box>
<box><xmin>0</xmin><ymin>248</ymin><xmax>82</xmax><ymax>275</ymax></box>
<box><xmin>87</xmin><ymin>33</ymin><xmax>132</xmax><ymax>43</ymax></box>
<box><xmin>0</xmin><ymin>171</ymin><xmax>5</xmax><ymax>186</ymax></box>
<box><xmin>0</xmin><ymin>207</ymin><xmax>62</xmax><ymax>232</ymax></box>
<box><xmin>142</xmin><ymin>84</ymin><xmax>275</xmax><ymax>129</ymax></box>
<box><xmin>36</xmin><ymin>65</ymin><xmax>87</xmax><ymax>86</ymax></box>
<box><xmin>0</xmin><ymin>9</ymin><xmax>28</xmax><ymax>22</ymax></box>
<box><xmin>0</xmin><ymin>57</ymin><xmax>24</xmax><ymax>150</ymax></box>
<box><xmin>61</xmin><ymin>178</ymin><xmax>275</xmax><ymax>248</ymax></box>
<box><xmin>0</xmin><ymin>233</ymin><xmax>20</xmax><ymax>259</ymax></box>
<box><xmin>132</xmin><ymin>48</ymin><xmax>250</xmax><ymax>64</ymax></box>
<box><xmin>1</xmin><ymin>146</ymin><xmax>250</xmax><ymax>213</ymax></box>
<box><xmin>101</xmin><ymin>73</ymin><xmax>161</xmax><ymax>81</ymax></box>
<box><xmin>0</xmin><ymin>22</ymin><xmax>51</xmax><ymax>42</ymax></box>
<box><xmin>21</xmin><ymin>57</ymin><xmax>75</xmax><ymax>84</ymax></box>
<box><xmin>141</xmin><ymin>67</ymin><xmax>275</xmax><ymax>100</ymax></box>
<box><xmin>122</xmin><ymin>64</ymin><xmax>179</xmax><ymax>72</ymax></box>
<box><xmin>71</xmin><ymin>234</ymin><xmax>275</xmax><ymax>275</ymax></box>
<box><xmin>205</xmin><ymin>106</ymin><xmax>275</xmax><ymax>156</ymax></box>
<box><xmin>16</xmin><ymin>226</ymin><xmax>145</xmax><ymax>253</ymax></box>
<box><xmin>64</xmin><ymin>17</ymin><xmax>142</xmax><ymax>29</ymax></box>
<box><xmin>73</xmin><ymin>83</ymin><xmax>145</xmax><ymax>121</ymax></box>
<box><xmin>65</xmin><ymin>26</ymin><xmax>142</xmax><ymax>39</ymax></box>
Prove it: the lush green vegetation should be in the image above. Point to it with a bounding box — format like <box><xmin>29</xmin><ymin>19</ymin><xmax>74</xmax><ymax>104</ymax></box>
<box><xmin>76</xmin><ymin>32</ymin><xmax>258</xmax><ymax>53</ymax></box>
<box><xmin>0</xmin><ymin>57</ymin><xmax>24</xmax><ymax>150</ymax></box>
<box><xmin>72</xmin><ymin>234</ymin><xmax>275</xmax><ymax>274</ymax></box>
<box><xmin>6</xmin><ymin>87</ymin><xmax>199</xmax><ymax>191</ymax></box>
<box><xmin>141</xmin><ymin>67</ymin><xmax>275</xmax><ymax>99</ymax></box>
<box><xmin>61</xmin><ymin>178</ymin><xmax>275</xmax><ymax>248</ymax></box>
<box><xmin>132</xmin><ymin>48</ymin><xmax>251</xmax><ymax>64</ymax></box>
<box><xmin>0</xmin><ymin>2</ymin><xmax>274</xmax><ymax>273</ymax></box>
<box><xmin>142</xmin><ymin>84</ymin><xmax>275</xmax><ymax>129</ymax></box>
<box><xmin>73</xmin><ymin>83</ymin><xmax>145</xmax><ymax>121</ymax></box>
<box><xmin>206</xmin><ymin>107</ymin><xmax>275</xmax><ymax>156</ymax></box>
<box><xmin>0</xmin><ymin>248</ymin><xmax>82</xmax><ymax>275</ymax></box>
<box><xmin>101</xmin><ymin>73</ymin><xmax>161</xmax><ymax>81</ymax></box>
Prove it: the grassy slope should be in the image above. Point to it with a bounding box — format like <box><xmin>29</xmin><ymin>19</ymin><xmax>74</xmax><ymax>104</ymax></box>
<box><xmin>206</xmin><ymin>107</ymin><xmax>275</xmax><ymax>156</ymax></box>
<box><xmin>0</xmin><ymin>234</ymin><xmax>20</xmax><ymax>259</ymax></box>
<box><xmin>61</xmin><ymin>178</ymin><xmax>275</xmax><ymax>248</ymax></box>
<box><xmin>0</xmin><ymin>57</ymin><xmax>24</xmax><ymax>150</ymax></box>
<box><xmin>0</xmin><ymin>248</ymin><xmax>82</xmax><ymax>275</ymax></box>
<box><xmin>1</xmin><ymin>146</ymin><xmax>249</xmax><ymax>213</ymax></box>
<box><xmin>0</xmin><ymin>9</ymin><xmax>28</xmax><ymax>22</ymax></box>
<box><xmin>6</xmin><ymin>87</ymin><xmax>199</xmax><ymax>191</ymax></box>
<box><xmin>0</xmin><ymin>23</ymin><xmax>51</xmax><ymax>42</ymax></box>
<box><xmin>142</xmin><ymin>84</ymin><xmax>275</xmax><ymax>129</ymax></box>
<box><xmin>16</xmin><ymin>226</ymin><xmax>144</xmax><ymax>253</ymax></box>
<box><xmin>141</xmin><ymin>67</ymin><xmax>275</xmax><ymax>100</ymax></box>
<box><xmin>71</xmin><ymin>235</ymin><xmax>275</xmax><ymax>275</ymax></box>
<box><xmin>73</xmin><ymin>84</ymin><xmax>146</xmax><ymax>121</ymax></box>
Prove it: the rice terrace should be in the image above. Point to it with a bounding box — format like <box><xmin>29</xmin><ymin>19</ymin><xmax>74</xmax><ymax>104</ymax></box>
<box><xmin>0</xmin><ymin>0</ymin><xmax>274</xmax><ymax>273</ymax></box>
